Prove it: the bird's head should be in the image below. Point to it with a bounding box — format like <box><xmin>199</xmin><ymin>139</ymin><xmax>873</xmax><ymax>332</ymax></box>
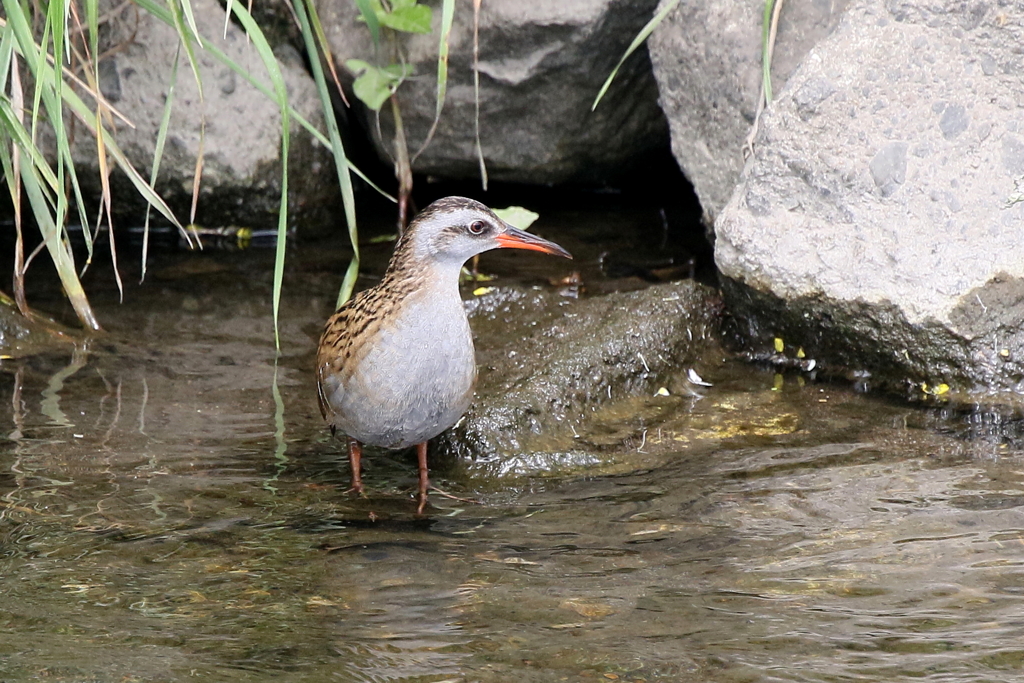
<box><xmin>398</xmin><ymin>197</ymin><xmax>572</xmax><ymax>271</ymax></box>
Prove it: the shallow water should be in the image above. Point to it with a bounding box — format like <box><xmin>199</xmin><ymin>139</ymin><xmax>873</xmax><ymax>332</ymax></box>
<box><xmin>2</xmin><ymin>210</ymin><xmax>1024</xmax><ymax>682</ymax></box>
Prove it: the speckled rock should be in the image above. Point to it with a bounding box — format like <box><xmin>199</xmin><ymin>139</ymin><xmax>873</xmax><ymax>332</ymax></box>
<box><xmin>715</xmin><ymin>0</ymin><xmax>1024</xmax><ymax>395</ymax></box>
<box><xmin>68</xmin><ymin>0</ymin><xmax>336</xmax><ymax>230</ymax></box>
<box><xmin>435</xmin><ymin>280</ymin><xmax>724</xmax><ymax>477</ymax></box>
<box><xmin>648</xmin><ymin>0</ymin><xmax>849</xmax><ymax>219</ymax></box>
<box><xmin>315</xmin><ymin>0</ymin><xmax>670</xmax><ymax>185</ymax></box>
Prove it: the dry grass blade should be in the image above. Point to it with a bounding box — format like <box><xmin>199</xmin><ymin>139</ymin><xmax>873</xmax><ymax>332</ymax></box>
<box><xmin>80</xmin><ymin>0</ymin><xmax>124</xmax><ymax>299</ymax></box>
<box><xmin>391</xmin><ymin>95</ymin><xmax>412</xmax><ymax>230</ymax></box>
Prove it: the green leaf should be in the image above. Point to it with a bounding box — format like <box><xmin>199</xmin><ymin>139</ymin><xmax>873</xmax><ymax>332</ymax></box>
<box><xmin>345</xmin><ymin>58</ymin><xmax>372</xmax><ymax>75</ymax></box>
<box><xmin>379</xmin><ymin>3</ymin><xmax>432</xmax><ymax>34</ymax></box>
<box><xmin>493</xmin><ymin>206</ymin><xmax>540</xmax><ymax>230</ymax></box>
<box><xmin>347</xmin><ymin>61</ymin><xmax>411</xmax><ymax>111</ymax></box>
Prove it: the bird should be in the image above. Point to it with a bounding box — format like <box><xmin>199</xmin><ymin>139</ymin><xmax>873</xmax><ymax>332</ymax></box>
<box><xmin>316</xmin><ymin>196</ymin><xmax>572</xmax><ymax>513</ymax></box>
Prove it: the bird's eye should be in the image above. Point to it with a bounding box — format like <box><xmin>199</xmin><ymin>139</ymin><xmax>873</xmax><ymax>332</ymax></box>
<box><xmin>468</xmin><ymin>220</ymin><xmax>486</xmax><ymax>235</ymax></box>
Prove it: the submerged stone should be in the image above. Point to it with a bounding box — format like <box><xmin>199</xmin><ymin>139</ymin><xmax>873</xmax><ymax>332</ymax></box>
<box><xmin>436</xmin><ymin>280</ymin><xmax>725</xmax><ymax>479</ymax></box>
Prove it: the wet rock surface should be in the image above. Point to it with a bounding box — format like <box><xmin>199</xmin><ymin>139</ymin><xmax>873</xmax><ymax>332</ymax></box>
<box><xmin>714</xmin><ymin>0</ymin><xmax>1024</xmax><ymax>395</ymax></box>
<box><xmin>68</xmin><ymin>0</ymin><xmax>336</xmax><ymax>229</ymax></box>
<box><xmin>316</xmin><ymin>0</ymin><xmax>670</xmax><ymax>185</ymax></box>
<box><xmin>649</xmin><ymin>0</ymin><xmax>849</xmax><ymax>218</ymax></box>
<box><xmin>0</xmin><ymin>303</ymin><xmax>77</xmax><ymax>358</ymax></box>
<box><xmin>437</xmin><ymin>280</ymin><xmax>724</xmax><ymax>477</ymax></box>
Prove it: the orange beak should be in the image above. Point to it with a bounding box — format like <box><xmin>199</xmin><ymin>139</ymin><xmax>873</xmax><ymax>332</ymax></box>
<box><xmin>494</xmin><ymin>226</ymin><xmax>572</xmax><ymax>259</ymax></box>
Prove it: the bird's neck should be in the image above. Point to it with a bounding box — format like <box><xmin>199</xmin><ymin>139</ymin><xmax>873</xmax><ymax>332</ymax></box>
<box><xmin>383</xmin><ymin>232</ymin><xmax>465</xmax><ymax>293</ymax></box>
<box><xmin>381</xmin><ymin>246</ymin><xmax>464</xmax><ymax>303</ymax></box>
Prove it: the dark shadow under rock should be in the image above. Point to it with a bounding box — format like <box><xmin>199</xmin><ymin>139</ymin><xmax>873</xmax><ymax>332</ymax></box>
<box><xmin>435</xmin><ymin>281</ymin><xmax>725</xmax><ymax>479</ymax></box>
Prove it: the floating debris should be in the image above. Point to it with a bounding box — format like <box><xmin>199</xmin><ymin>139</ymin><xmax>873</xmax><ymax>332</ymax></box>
<box><xmin>687</xmin><ymin>368</ymin><xmax>713</xmax><ymax>386</ymax></box>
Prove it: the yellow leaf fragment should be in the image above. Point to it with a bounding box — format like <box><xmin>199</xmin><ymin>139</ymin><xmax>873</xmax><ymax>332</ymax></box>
<box><xmin>560</xmin><ymin>598</ymin><xmax>614</xmax><ymax>618</ymax></box>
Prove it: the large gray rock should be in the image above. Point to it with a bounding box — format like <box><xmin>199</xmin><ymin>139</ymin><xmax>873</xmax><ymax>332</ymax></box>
<box><xmin>437</xmin><ymin>281</ymin><xmax>724</xmax><ymax>478</ymax></box>
<box><xmin>316</xmin><ymin>0</ymin><xmax>669</xmax><ymax>185</ymax></box>
<box><xmin>715</xmin><ymin>0</ymin><xmax>1024</xmax><ymax>394</ymax></box>
<box><xmin>649</xmin><ymin>0</ymin><xmax>849</xmax><ymax>219</ymax></box>
<box><xmin>71</xmin><ymin>0</ymin><xmax>336</xmax><ymax>229</ymax></box>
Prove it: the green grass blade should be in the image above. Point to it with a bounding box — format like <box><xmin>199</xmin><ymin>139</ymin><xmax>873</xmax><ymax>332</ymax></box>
<box><xmin>471</xmin><ymin>0</ymin><xmax>487</xmax><ymax>190</ymax></box>
<box><xmin>761</xmin><ymin>0</ymin><xmax>776</xmax><ymax>103</ymax></box>
<box><xmin>292</xmin><ymin>0</ymin><xmax>360</xmax><ymax>305</ymax></box>
<box><xmin>353</xmin><ymin>0</ymin><xmax>380</xmax><ymax>48</ymax></box>
<box><xmin>592</xmin><ymin>0</ymin><xmax>680</xmax><ymax>111</ymax></box>
<box><xmin>412</xmin><ymin>0</ymin><xmax>453</xmax><ymax>160</ymax></box>
<box><xmin>19</xmin><ymin>152</ymin><xmax>100</xmax><ymax>330</ymax></box>
<box><xmin>0</xmin><ymin>121</ymin><xmax>19</xmax><ymax>203</ymax></box>
<box><xmin>305</xmin><ymin>0</ymin><xmax>349</xmax><ymax>107</ymax></box>
<box><xmin>130</xmin><ymin>0</ymin><xmax>392</xmax><ymax>206</ymax></box>
<box><xmin>141</xmin><ymin>44</ymin><xmax>182</xmax><ymax>283</ymax></box>
<box><xmin>56</xmin><ymin>80</ymin><xmax>185</xmax><ymax>231</ymax></box>
<box><xmin>0</xmin><ymin>22</ymin><xmax>13</xmax><ymax>92</ymax></box>
<box><xmin>0</xmin><ymin>100</ymin><xmax>61</xmax><ymax>193</ymax></box>
<box><xmin>27</xmin><ymin>13</ymin><xmax>51</xmax><ymax>148</ymax></box>
<box><xmin>54</xmin><ymin>0</ymin><xmax>81</xmax><ymax>267</ymax></box>
<box><xmin>177</xmin><ymin>0</ymin><xmax>203</xmax><ymax>45</ymax></box>
<box><xmin>223</xmin><ymin>1</ymin><xmax>291</xmax><ymax>350</ymax></box>
<box><xmin>171</xmin><ymin>0</ymin><xmax>206</xmax><ymax>227</ymax></box>
<box><xmin>85</xmin><ymin>0</ymin><xmax>99</xmax><ymax>87</ymax></box>
<box><xmin>169</xmin><ymin>0</ymin><xmax>205</xmax><ymax>111</ymax></box>
<box><xmin>336</xmin><ymin>259</ymin><xmax>359</xmax><ymax>310</ymax></box>
<box><xmin>40</xmin><ymin>0</ymin><xmax>93</xmax><ymax>250</ymax></box>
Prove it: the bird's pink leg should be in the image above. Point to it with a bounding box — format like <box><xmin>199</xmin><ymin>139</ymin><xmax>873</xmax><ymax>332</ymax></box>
<box><xmin>416</xmin><ymin>442</ymin><xmax>429</xmax><ymax>514</ymax></box>
<box><xmin>348</xmin><ymin>438</ymin><xmax>364</xmax><ymax>494</ymax></box>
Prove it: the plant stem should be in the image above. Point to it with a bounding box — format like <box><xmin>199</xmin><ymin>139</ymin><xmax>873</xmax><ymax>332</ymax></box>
<box><xmin>390</xmin><ymin>94</ymin><xmax>413</xmax><ymax>232</ymax></box>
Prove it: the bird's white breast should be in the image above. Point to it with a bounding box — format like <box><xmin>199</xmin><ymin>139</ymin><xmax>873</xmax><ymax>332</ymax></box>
<box><xmin>327</xmin><ymin>284</ymin><xmax>476</xmax><ymax>449</ymax></box>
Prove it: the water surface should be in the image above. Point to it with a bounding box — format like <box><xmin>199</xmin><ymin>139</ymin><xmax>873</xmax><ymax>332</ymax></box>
<box><xmin>2</xmin><ymin>211</ymin><xmax>1023</xmax><ymax>682</ymax></box>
